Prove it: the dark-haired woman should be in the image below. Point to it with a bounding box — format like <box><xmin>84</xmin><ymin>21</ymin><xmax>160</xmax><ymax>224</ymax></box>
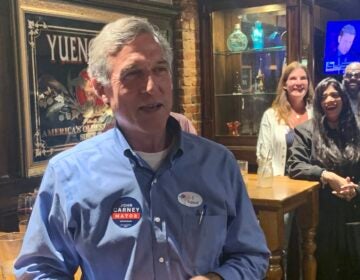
<box><xmin>288</xmin><ymin>77</ymin><xmax>360</xmax><ymax>279</ymax></box>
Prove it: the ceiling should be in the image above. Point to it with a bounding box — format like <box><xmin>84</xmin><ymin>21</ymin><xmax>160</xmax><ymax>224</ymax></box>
<box><xmin>315</xmin><ymin>0</ymin><xmax>360</xmax><ymax>19</ymax></box>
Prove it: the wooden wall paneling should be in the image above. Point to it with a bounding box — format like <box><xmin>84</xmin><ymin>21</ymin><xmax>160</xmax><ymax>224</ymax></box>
<box><xmin>198</xmin><ymin>0</ymin><xmax>214</xmax><ymax>139</ymax></box>
<box><xmin>286</xmin><ymin>0</ymin><xmax>301</xmax><ymax>63</ymax></box>
<box><xmin>0</xmin><ymin>0</ymin><xmax>20</xmax><ymax>178</ymax></box>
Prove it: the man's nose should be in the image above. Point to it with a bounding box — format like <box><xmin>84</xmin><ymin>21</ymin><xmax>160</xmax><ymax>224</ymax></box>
<box><xmin>143</xmin><ymin>74</ymin><xmax>157</xmax><ymax>95</ymax></box>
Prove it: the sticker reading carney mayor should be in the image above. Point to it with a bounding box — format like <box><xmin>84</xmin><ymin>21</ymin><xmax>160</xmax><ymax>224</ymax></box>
<box><xmin>111</xmin><ymin>197</ymin><xmax>142</xmax><ymax>228</ymax></box>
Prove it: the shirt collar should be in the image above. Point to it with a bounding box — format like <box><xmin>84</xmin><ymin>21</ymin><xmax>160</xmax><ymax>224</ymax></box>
<box><xmin>113</xmin><ymin>115</ymin><xmax>185</xmax><ymax>163</ymax></box>
<box><xmin>167</xmin><ymin>115</ymin><xmax>184</xmax><ymax>161</ymax></box>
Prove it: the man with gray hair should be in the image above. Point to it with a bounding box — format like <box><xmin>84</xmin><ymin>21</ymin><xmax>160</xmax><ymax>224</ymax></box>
<box><xmin>15</xmin><ymin>17</ymin><xmax>269</xmax><ymax>280</ymax></box>
<box><xmin>343</xmin><ymin>61</ymin><xmax>360</xmax><ymax>127</ymax></box>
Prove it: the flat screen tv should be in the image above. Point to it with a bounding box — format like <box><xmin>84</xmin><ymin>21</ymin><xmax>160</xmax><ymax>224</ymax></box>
<box><xmin>323</xmin><ymin>20</ymin><xmax>360</xmax><ymax>74</ymax></box>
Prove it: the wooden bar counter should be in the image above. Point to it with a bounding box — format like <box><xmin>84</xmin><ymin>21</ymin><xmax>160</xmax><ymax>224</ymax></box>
<box><xmin>245</xmin><ymin>174</ymin><xmax>320</xmax><ymax>280</ymax></box>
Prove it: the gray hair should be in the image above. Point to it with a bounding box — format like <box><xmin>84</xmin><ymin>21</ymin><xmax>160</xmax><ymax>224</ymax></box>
<box><xmin>88</xmin><ymin>17</ymin><xmax>173</xmax><ymax>85</ymax></box>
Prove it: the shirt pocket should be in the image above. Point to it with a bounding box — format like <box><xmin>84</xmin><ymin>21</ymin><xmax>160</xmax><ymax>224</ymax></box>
<box><xmin>181</xmin><ymin>214</ymin><xmax>227</xmax><ymax>274</ymax></box>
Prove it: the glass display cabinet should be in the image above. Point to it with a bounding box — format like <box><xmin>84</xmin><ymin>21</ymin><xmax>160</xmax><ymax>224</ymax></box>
<box><xmin>199</xmin><ymin>0</ymin><xmax>314</xmax><ymax>165</ymax></box>
<box><xmin>213</xmin><ymin>6</ymin><xmax>286</xmax><ymax>137</ymax></box>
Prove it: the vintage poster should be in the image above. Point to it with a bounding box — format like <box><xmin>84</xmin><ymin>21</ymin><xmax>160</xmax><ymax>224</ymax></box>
<box><xmin>25</xmin><ymin>12</ymin><xmax>113</xmax><ymax>169</ymax></box>
<box><xmin>13</xmin><ymin>1</ymin><xmax>126</xmax><ymax>177</ymax></box>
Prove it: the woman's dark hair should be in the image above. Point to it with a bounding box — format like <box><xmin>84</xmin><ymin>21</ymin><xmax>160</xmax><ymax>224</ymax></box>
<box><xmin>312</xmin><ymin>77</ymin><xmax>360</xmax><ymax>167</ymax></box>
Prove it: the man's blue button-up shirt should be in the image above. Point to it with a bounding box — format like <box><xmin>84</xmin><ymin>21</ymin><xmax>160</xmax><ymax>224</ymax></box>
<box><xmin>15</xmin><ymin>118</ymin><xmax>269</xmax><ymax>279</ymax></box>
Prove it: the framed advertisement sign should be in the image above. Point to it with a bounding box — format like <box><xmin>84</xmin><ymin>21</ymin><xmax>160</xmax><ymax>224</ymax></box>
<box><xmin>13</xmin><ymin>0</ymin><xmax>125</xmax><ymax>176</ymax></box>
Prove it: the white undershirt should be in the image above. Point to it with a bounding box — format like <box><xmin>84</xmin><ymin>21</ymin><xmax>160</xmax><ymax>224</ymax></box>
<box><xmin>136</xmin><ymin>147</ymin><xmax>170</xmax><ymax>171</ymax></box>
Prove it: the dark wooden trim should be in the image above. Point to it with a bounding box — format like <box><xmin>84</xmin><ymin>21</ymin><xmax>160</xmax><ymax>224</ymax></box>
<box><xmin>0</xmin><ymin>0</ymin><xmax>21</xmax><ymax>177</ymax></box>
<box><xmin>198</xmin><ymin>0</ymin><xmax>214</xmax><ymax>139</ymax></box>
<box><xmin>199</xmin><ymin>0</ymin><xmax>284</xmax><ymax>12</ymax></box>
<box><xmin>307</xmin><ymin>1</ymin><xmax>315</xmax><ymax>81</ymax></box>
<box><xmin>286</xmin><ymin>1</ymin><xmax>301</xmax><ymax>63</ymax></box>
<box><xmin>68</xmin><ymin>0</ymin><xmax>179</xmax><ymax>19</ymax></box>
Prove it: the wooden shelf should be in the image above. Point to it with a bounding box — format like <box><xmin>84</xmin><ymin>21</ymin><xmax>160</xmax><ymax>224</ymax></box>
<box><xmin>215</xmin><ymin>92</ymin><xmax>276</xmax><ymax>96</ymax></box>
<box><xmin>214</xmin><ymin>46</ymin><xmax>286</xmax><ymax>55</ymax></box>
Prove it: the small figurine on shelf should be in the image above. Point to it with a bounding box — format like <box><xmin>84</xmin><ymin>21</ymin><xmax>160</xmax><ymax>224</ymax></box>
<box><xmin>227</xmin><ymin>17</ymin><xmax>248</xmax><ymax>52</ymax></box>
<box><xmin>226</xmin><ymin>121</ymin><xmax>240</xmax><ymax>136</ymax></box>
<box><xmin>233</xmin><ymin>71</ymin><xmax>243</xmax><ymax>94</ymax></box>
<box><xmin>255</xmin><ymin>70</ymin><xmax>265</xmax><ymax>93</ymax></box>
<box><xmin>251</xmin><ymin>20</ymin><xmax>264</xmax><ymax>50</ymax></box>
<box><xmin>255</xmin><ymin>58</ymin><xmax>265</xmax><ymax>93</ymax></box>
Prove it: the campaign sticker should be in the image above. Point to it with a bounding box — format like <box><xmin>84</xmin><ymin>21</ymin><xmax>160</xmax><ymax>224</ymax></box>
<box><xmin>177</xmin><ymin>192</ymin><xmax>203</xmax><ymax>207</ymax></box>
<box><xmin>111</xmin><ymin>197</ymin><xmax>142</xmax><ymax>228</ymax></box>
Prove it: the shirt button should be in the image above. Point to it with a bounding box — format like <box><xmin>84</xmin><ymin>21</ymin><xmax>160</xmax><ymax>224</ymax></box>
<box><xmin>151</xmin><ymin>178</ymin><xmax>157</xmax><ymax>186</ymax></box>
<box><xmin>159</xmin><ymin>257</ymin><xmax>165</xmax><ymax>263</ymax></box>
<box><xmin>154</xmin><ymin>217</ymin><xmax>161</xmax><ymax>223</ymax></box>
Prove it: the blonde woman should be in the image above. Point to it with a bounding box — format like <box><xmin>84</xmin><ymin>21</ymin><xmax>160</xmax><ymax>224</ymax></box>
<box><xmin>257</xmin><ymin>61</ymin><xmax>314</xmax><ymax>175</ymax></box>
<box><xmin>256</xmin><ymin>61</ymin><xmax>314</xmax><ymax>279</ymax></box>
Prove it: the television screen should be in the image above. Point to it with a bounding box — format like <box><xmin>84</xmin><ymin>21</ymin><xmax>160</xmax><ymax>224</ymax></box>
<box><xmin>323</xmin><ymin>20</ymin><xmax>360</xmax><ymax>74</ymax></box>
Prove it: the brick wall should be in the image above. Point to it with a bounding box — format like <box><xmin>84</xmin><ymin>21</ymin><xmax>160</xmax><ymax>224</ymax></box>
<box><xmin>173</xmin><ymin>0</ymin><xmax>201</xmax><ymax>134</ymax></box>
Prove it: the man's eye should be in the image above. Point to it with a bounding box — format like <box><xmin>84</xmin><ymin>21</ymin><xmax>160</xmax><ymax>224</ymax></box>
<box><xmin>123</xmin><ymin>70</ymin><xmax>143</xmax><ymax>80</ymax></box>
<box><xmin>153</xmin><ymin>66</ymin><xmax>169</xmax><ymax>75</ymax></box>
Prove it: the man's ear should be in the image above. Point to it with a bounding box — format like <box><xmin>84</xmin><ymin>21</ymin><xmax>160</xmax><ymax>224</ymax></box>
<box><xmin>91</xmin><ymin>78</ymin><xmax>110</xmax><ymax>105</ymax></box>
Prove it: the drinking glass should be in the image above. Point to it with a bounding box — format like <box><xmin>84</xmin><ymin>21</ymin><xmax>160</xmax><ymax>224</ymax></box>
<box><xmin>18</xmin><ymin>220</ymin><xmax>28</xmax><ymax>233</ymax></box>
<box><xmin>17</xmin><ymin>193</ymin><xmax>35</xmax><ymax>225</ymax></box>
<box><xmin>257</xmin><ymin>159</ymin><xmax>273</xmax><ymax>188</ymax></box>
<box><xmin>237</xmin><ymin>160</ymin><xmax>248</xmax><ymax>182</ymax></box>
<box><xmin>0</xmin><ymin>232</ymin><xmax>24</xmax><ymax>280</ymax></box>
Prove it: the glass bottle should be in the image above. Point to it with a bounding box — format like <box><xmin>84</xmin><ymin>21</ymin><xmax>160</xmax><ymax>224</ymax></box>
<box><xmin>227</xmin><ymin>23</ymin><xmax>248</xmax><ymax>52</ymax></box>
<box><xmin>251</xmin><ymin>20</ymin><xmax>264</xmax><ymax>50</ymax></box>
<box><xmin>255</xmin><ymin>57</ymin><xmax>265</xmax><ymax>93</ymax></box>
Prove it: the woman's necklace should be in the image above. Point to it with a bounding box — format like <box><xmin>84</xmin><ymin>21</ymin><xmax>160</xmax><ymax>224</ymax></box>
<box><xmin>289</xmin><ymin>109</ymin><xmax>308</xmax><ymax>128</ymax></box>
<box><xmin>291</xmin><ymin>108</ymin><xmax>306</xmax><ymax>118</ymax></box>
